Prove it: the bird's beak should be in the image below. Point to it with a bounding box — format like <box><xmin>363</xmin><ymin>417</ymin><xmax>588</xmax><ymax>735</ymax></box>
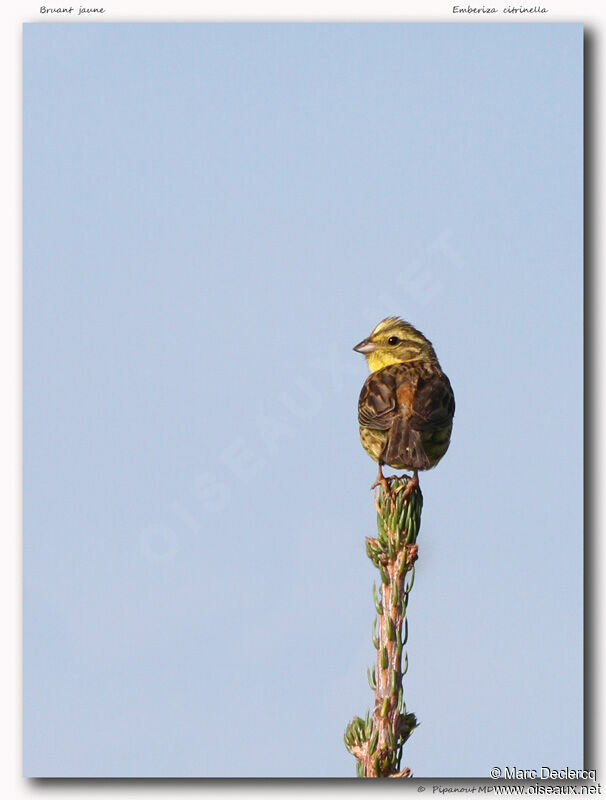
<box><xmin>353</xmin><ymin>338</ymin><xmax>378</xmax><ymax>354</ymax></box>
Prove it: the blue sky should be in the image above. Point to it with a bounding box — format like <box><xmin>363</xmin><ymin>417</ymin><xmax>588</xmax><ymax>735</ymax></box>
<box><xmin>23</xmin><ymin>22</ymin><xmax>583</xmax><ymax>777</ymax></box>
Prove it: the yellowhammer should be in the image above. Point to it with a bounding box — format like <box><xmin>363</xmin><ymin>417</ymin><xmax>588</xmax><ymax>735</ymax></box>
<box><xmin>354</xmin><ymin>317</ymin><xmax>455</xmax><ymax>498</ymax></box>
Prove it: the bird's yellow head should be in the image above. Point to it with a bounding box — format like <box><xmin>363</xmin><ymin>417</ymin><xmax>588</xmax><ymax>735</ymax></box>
<box><xmin>353</xmin><ymin>317</ymin><xmax>438</xmax><ymax>372</ymax></box>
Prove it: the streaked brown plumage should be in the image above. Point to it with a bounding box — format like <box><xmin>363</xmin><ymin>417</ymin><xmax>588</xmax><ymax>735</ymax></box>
<box><xmin>354</xmin><ymin>317</ymin><xmax>454</xmax><ymax>495</ymax></box>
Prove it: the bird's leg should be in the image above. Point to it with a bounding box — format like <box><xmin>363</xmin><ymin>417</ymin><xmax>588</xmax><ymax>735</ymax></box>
<box><xmin>371</xmin><ymin>461</ymin><xmax>393</xmax><ymax>500</ymax></box>
<box><xmin>395</xmin><ymin>469</ymin><xmax>419</xmax><ymax>504</ymax></box>
<box><xmin>371</xmin><ymin>461</ymin><xmax>397</xmax><ymax>509</ymax></box>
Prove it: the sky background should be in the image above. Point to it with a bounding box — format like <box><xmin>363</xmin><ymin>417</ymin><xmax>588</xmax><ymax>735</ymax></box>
<box><xmin>23</xmin><ymin>23</ymin><xmax>583</xmax><ymax>778</ymax></box>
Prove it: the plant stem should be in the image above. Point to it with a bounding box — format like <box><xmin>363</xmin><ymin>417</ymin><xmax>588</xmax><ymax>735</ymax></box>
<box><xmin>344</xmin><ymin>475</ymin><xmax>422</xmax><ymax>778</ymax></box>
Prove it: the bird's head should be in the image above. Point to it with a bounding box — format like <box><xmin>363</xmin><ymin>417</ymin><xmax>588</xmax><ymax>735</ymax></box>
<box><xmin>353</xmin><ymin>317</ymin><xmax>438</xmax><ymax>372</ymax></box>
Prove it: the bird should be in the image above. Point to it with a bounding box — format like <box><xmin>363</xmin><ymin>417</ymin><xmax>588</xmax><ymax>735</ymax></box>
<box><xmin>354</xmin><ymin>317</ymin><xmax>455</xmax><ymax>499</ymax></box>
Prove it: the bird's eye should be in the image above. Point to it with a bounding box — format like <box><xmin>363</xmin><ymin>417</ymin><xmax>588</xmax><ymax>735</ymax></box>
<box><xmin>388</xmin><ymin>336</ymin><xmax>400</xmax><ymax>346</ymax></box>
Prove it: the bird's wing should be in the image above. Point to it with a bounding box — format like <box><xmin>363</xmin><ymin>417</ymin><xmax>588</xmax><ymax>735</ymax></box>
<box><xmin>358</xmin><ymin>367</ymin><xmax>400</xmax><ymax>430</ymax></box>
<box><xmin>409</xmin><ymin>372</ymin><xmax>455</xmax><ymax>432</ymax></box>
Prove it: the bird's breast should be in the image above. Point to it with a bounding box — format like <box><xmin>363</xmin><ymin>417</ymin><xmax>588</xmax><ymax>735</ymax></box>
<box><xmin>359</xmin><ymin>426</ymin><xmax>387</xmax><ymax>463</ymax></box>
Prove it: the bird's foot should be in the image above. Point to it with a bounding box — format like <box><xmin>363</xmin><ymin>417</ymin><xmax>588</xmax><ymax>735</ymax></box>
<box><xmin>371</xmin><ymin>466</ymin><xmax>398</xmax><ymax>510</ymax></box>
<box><xmin>394</xmin><ymin>470</ymin><xmax>419</xmax><ymax>504</ymax></box>
<box><xmin>371</xmin><ymin>474</ymin><xmax>393</xmax><ymax>496</ymax></box>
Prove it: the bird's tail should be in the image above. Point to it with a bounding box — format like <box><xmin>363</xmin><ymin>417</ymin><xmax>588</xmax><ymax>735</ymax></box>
<box><xmin>382</xmin><ymin>417</ymin><xmax>430</xmax><ymax>470</ymax></box>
